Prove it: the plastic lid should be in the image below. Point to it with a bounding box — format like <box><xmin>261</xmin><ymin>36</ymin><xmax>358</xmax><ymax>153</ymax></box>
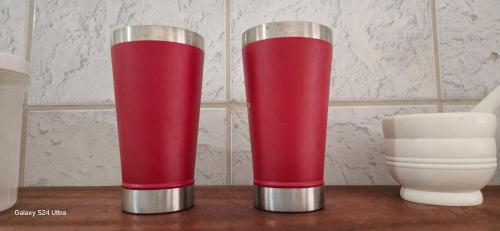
<box><xmin>0</xmin><ymin>52</ymin><xmax>30</xmax><ymax>76</ymax></box>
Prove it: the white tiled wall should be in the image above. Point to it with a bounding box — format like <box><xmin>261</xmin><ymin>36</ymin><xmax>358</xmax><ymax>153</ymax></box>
<box><xmin>324</xmin><ymin>106</ymin><xmax>438</xmax><ymax>185</ymax></box>
<box><xmin>25</xmin><ymin>109</ymin><xmax>226</xmax><ymax>186</ymax></box>
<box><xmin>0</xmin><ymin>0</ymin><xmax>499</xmax><ymax>186</ymax></box>
<box><xmin>231</xmin><ymin>0</ymin><xmax>436</xmax><ymax>101</ymax></box>
<box><xmin>26</xmin><ymin>110</ymin><xmax>120</xmax><ymax>186</ymax></box>
<box><xmin>232</xmin><ymin>105</ymin><xmax>438</xmax><ymax>185</ymax></box>
<box><xmin>437</xmin><ymin>0</ymin><xmax>500</xmax><ymax>99</ymax></box>
<box><xmin>0</xmin><ymin>0</ymin><xmax>28</xmax><ymax>57</ymax></box>
<box><xmin>29</xmin><ymin>0</ymin><xmax>225</xmax><ymax>104</ymax></box>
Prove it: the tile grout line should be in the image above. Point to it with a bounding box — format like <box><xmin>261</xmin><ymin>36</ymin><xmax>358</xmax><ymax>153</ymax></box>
<box><xmin>224</xmin><ymin>0</ymin><xmax>233</xmax><ymax>185</ymax></box>
<box><xmin>25</xmin><ymin>99</ymin><xmax>482</xmax><ymax>111</ymax></box>
<box><xmin>430</xmin><ymin>0</ymin><xmax>444</xmax><ymax>112</ymax></box>
<box><xmin>328</xmin><ymin>99</ymin><xmax>481</xmax><ymax>107</ymax></box>
<box><xmin>27</xmin><ymin>102</ymin><xmax>229</xmax><ymax>111</ymax></box>
<box><xmin>24</xmin><ymin>0</ymin><xmax>35</xmax><ymax>62</ymax></box>
<box><xmin>19</xmin><ymin>0</ymin><xmax>36</xmax><ymax>187</ymax></box>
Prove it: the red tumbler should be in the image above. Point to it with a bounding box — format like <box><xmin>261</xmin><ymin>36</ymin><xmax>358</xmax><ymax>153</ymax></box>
<box><xmin>242</xmin><ymin>21</ymin><xmax>333</xmax><ymax>212</ymax></box>
<box><xmin>111</xmin><ymin>25</ymin><xmax>204</xmax><ymax>214</ymax></box>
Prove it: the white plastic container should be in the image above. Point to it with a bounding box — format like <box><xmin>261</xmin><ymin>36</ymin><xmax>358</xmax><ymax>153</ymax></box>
<box><xmin>0</xmin><ymin>52</ymin><xmax>29</xmax><ymax>212</ymax></box>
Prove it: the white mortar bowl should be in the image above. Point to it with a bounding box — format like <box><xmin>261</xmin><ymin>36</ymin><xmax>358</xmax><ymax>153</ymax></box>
<box><xmin>382</xmin><ymin>112</ymin><xmax>497</xmax><ymax>206</ymax></box>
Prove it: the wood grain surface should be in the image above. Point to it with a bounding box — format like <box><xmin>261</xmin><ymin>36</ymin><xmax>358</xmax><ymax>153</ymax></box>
<box><xmin>0</xmin><ymin>186</ymin><xmax>498</xmax><ymax>231</ymax></box>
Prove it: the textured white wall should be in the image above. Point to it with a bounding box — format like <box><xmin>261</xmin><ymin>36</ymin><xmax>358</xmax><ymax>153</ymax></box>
<box><xmin>0</xmin><ymin>0</ymin><xmax>498</xmax><ymax>186</ymax></box>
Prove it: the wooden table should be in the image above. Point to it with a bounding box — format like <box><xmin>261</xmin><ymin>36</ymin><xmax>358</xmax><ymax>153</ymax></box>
<box><xmin>0</xmin><ymin>186</ymin><xmax>498</xmax><ymax>230</ymax></box>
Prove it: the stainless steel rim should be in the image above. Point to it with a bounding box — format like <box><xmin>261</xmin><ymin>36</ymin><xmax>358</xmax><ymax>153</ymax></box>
<box><xmin>112</xmin><ymin>25</ymin><xmax>204</xmax><ymax>50</ymax></box>
<box><xmin>242</xmin><ymin>21</ymin><xmax>332</xmax><ymax>46</ymax></box>
<box><xmin>122</xmin><ymin>186</ymin><xmax>194</xmax><ymax>214</ymax></box>
<box><xmin>254</xmin><ymin>185</ymin><xmax>324</xmax><ymax>213</ymax></box>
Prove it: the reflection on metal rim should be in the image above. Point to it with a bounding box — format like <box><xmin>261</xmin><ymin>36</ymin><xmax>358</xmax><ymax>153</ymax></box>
<box><xmin>121</xmin><ymin>185</ymin><xmax>194</xmax><ymax>214</ymax></box>
<box><xmin>112</xmin><ymin>25</ymin><xmax>204</xmax><ymax>50</ymax></box>
<box><xmin>242</xmin><ymin>21</ymin><xmax>332</xmax><ymax>46</ymax></box>
<box><xmin>254</xmin><ymin>185</ymin><xmax>324</xmax><ymax>212</ymax></box>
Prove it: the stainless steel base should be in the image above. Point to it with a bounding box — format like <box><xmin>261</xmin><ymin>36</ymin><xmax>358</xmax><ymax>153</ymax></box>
<box><xmin>254</xmin><ymin>186</ymin><xmax>324</xmax><ymax>213</ymax></box>
<box><xmin>122</xmin><ymin>186</ymin><xmax>194</xmax><ymax>214</ymax></box>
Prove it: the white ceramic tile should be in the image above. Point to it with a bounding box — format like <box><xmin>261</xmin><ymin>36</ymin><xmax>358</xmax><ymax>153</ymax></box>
<box><xmin>29</xmin><ymin>0</ymin><xmax>225</xmax><ymax>105</ymax></box>
<box><xmin>0</xmin><ymin>0</ymin><xmax>28</xmax><ymax>57</ymax></box>
<box><xmin>230</xmin><ymin>0</ymin><xmax>435</xmax><ymax>102</ymax></box>
<box><xmin>195</xmin><ymin>108</ymin><xmax>227</xmax><ymax>185</ymax></box>
<box><xmin>231</xmin><ymin>105</ymin><xmax>437</xmax><ymax>185</ymax></box>
<box><xmin>326</xmin><ymin>106</ymin><xmax>437</xmax><ymax>185</ymax></box>
<box><xmin>231</xmin><ymin>106</ymin><xmax>252</xmax><ymax>185</ymax></box>
<box><xmin>443</xmin><ymin>105</ymin><xmax>500</xmax><ymax>185</ymax></box>
<box><xmin>25</xmin><ymin>108</ymin><xmax>226</xmax><ymax>186</ymax></box>
<box><xmin>29</xmin><ymin>0</ymin><xmax>112</xmax><ymax>105</ymax></box>
<box><xmin>25</xmin><ymin>110</ymin><xmax>120</xmax><ymax>186</ymax></box>
<box><xmin>442</xmin><ymin>105</ymin><xmax>474</xmax><ymax>112</ymax></box>
<box><xmin>437</xmin><ymin>0</ymin><xmax>500</xmax><ymax>99</ymax></box>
